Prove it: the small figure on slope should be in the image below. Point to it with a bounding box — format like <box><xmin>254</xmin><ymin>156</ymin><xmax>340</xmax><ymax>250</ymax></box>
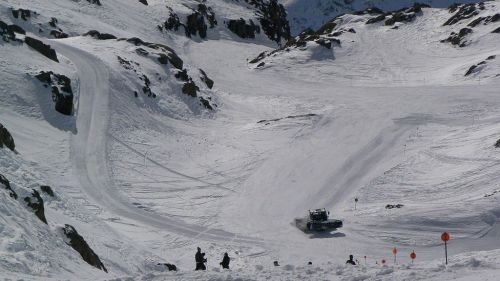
<box><xmin>346</xmin><ymin>255</ymin><xmax>356</xmax><ymax>265</ymax></box>
<box><xmin>220</xmin><ymin>252</ymin><xmax>230</xmax><ymax>269</ymax></box>
<box><xmin>195</xmin><ymin>247</ymin><xmax>207</xmax><ymax>270</ymax></box>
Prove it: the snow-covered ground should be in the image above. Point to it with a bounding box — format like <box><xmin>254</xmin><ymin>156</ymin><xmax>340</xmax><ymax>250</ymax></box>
<box><xmin>1</xmin><ymin>0</ymin><xmax>500</xmax><ymax>280</ymax></box>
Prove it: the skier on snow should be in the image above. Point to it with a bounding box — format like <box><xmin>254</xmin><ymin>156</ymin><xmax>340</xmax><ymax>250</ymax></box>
<box><xmin>220</xmin><ymin>252</ymin><xmax>230</xmax><ymax>269</ymax></box>
<box><xmin>346</xmin><ymin>254</ymin><xmax>356</xmax><ymax>265</ymax></box>
<box><xmin>195</xmin><ymin>247</ymin><xmax>207</xmax><ymax>270</ymax></box>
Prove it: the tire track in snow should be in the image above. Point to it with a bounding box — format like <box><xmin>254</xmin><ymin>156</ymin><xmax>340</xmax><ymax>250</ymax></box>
<box><xmin>49</xmin><ymin>40</ymin><xmax>263</xmax><ymax>246</ymax></box>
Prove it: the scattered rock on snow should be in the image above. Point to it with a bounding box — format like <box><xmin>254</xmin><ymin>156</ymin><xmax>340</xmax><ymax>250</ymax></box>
<box><xmin>35</xmin><ymin>71</ymin><xmax>74</xmax><ymax>115</ymax></box>
<box><xmin>0</xmin><ymin>123</ymin><xmax>16</xmax><ymax>152</ymax></box>
<box><xmin>62</xmin><ymin>224</ymin><xmax>108</xmax><ymax>272</ymax></box>
<box><xmin>385</xmin><ymin>204</ymin><xmax>404</xmax><ymax>209</ymax></box>
<box><xmin>83</xmin><ymin>30</ymin><xmax>117</xmax><ymax>40</ymax></box>
<box><xmin>441</xmin><ymin>28</ymin><xmax>473</xmax><ymax>47</ymax></box>
<box><xmin>444</xmin><ymin>3</ymin><xmax>484</xmax><ymax>26</ymax></box>
<box><xmin>199</xmin><ymin>69</ymin><xmax>214</xmax><ymax>89</ymax></box>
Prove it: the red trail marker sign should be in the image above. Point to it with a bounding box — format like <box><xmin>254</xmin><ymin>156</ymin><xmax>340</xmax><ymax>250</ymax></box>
<box><xmin>441</xmin><ymin>232</ymin><xmax>450</xmax><ymax>265</ymax></box>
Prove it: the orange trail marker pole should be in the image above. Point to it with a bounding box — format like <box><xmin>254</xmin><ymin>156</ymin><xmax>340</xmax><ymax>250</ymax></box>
<box><xmin>392</xmin><ymin>247</ymin><xmax>398</xmax><ymax>264</ymax></box>
<box><xmin>441</xmin><ymin>232</ymin><xmax>450</xmax><ymax>265</ymax></box>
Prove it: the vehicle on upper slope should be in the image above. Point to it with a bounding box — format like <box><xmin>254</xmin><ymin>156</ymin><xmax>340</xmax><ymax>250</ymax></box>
<box><xmin>295</xmin><ymin>208</ymin><xmax>343</xmax><ymax>232</ymax></box>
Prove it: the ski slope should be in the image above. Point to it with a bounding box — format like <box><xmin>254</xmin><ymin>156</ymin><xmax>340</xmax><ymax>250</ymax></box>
<box><xmin>1</xmin><ymin>0</ymin><xmax>500</xmax><ymax>280</ymax></box>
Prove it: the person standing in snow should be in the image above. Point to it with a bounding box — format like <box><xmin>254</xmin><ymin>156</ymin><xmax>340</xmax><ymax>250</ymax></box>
<box><xmin>195</xmin><ymin>247</ymin><xmax>207</xmax><ymax>270</ymax></box>
<box><xmin>220</xmin><ymin>252</ymin><xmax>230</xmax><ymax>269</ymax></box>
<box><xmin>346</xmin><ymin>255</ymin><xmax>356</xmax><ymax>265</ymax></box>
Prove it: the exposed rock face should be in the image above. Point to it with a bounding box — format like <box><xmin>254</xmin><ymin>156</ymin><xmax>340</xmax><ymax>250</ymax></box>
<box><xmin>441</xmin><ymin>28</ymin><xmax>473</xmax><ymax>47</ymax></box>
<box><xmin>227</xmin><ymin>18</ymin><xmax>260</xmax><ymax>38</ymax></box>
<box><xmin>83</xmin><ymin>30</ymin><xmax>117</xmax><ymax>40</ymax></box>
<box><xmin>120</xmin><ymin>37</ymin><xmax>184</xmax><ymax>70</ymax></box>
<box><xmin>444</xmin><ymin>3</ymin><xmax>484</xmax><ymax>26</ymax></box>
<box><xmin>24</xmin><ymin>190</ymin><xmax>47</xmax><ymax>224</ymax></box>
<box><xmin>50</xmin><ymin>30</ymin><xmax>69</xmax><ymax>39</ymax></box>
<box><xmin>199</xmin><ymin>97</ymin><xmax>213</xmax><ymax>110</ymax></box>
<box><xmin>0</xmin><ymin>174</ymin><xmax>18</xmax><ymax>199</ymax></box>
<box><xmin>62</xmin><ymin>225</ymin><xmax>108</xmax><ymax>272</ymax></box>
<box><xmin>24</xmin><ymin>37</ymin><xmax>59</xmax><ymax>62</ymax></box>
<box><xmin>182</xmin><ymin>81</ymin><xmax>199</xmax><ymax>97</ymax></box>
<box><xmin>0</xmin><ymin>123</ymin><xmax>16</xmax><ymax>152</ymax></box>
<box><xmin>364</xmin><ymin>3</ymin><xmax>429</xmax><ymax>26</ymax></box>
<box><xmin>35</xmin><ymin>71</ymin><xmax>74</xmax><ymax>115</ymax></box>
<box><xmin>253</xmin><ymin>0</ymin><xmax>291</xmax><ymax>44</ymax></box>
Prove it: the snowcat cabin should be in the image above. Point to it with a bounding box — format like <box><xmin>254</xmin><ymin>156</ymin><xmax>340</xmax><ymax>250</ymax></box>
<box><xmin>309</xmin><ymin>209</ymin><xmax>329</xmax><ymax>222</ymax></box>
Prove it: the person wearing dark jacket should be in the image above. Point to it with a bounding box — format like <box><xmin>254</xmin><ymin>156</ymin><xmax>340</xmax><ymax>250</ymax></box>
<box><xmin>220</xmin><ymin>252</ymin><xmax>230</xmax><ymax>269</ymax></box>
<box><xmin>346</xmin><ymin>255</ymin><xmax>356</xmax><ymax>265</ymax></box>
<box><xmin>195</xmin><ymin>247</ymin><xmax>207</xmax><ymax>270</ymax></box>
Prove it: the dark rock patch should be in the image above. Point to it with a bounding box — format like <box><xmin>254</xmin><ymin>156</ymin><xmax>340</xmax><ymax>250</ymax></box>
<box><xmin>40</xmin><ymin>185</ymin><xmax>55</xmax><ymax>197</ymax></box>
<box><xmin>0</xmin><ymin>174</ymin><xmax>18</xmax><ymax>199</ymax></box>
<box><xmin>141</xmin><ymin>74</ymin><xmax>156</xmax><ymax>98</ymax></box>
<box><xmin>25</xmin><ymin>37</ymin><xmax>59</xmax><ymax>62</ymax></box>
<box><xmin>492</xmin><ymin>27</ymin><xmax>500</xmax><ymax>33</ymax></box>
<box><xmin>253</xmin><ymin>0</ymin><xmax>291</xmax><ymax>44</ymax></box>
<box><xmin>199</xmin><ymin>69</ymin><xmax>214</xmax><ymax>89</ymax></box>
<box><xmin>0</xmin><ymin>123</ymin><xmax>16</xmax><ymax>152</ymax></box>
<box><xmin>441</xmin><ymin>28</ymin><xmax>472</xmax><ymax>47</ymax></box>
<box><xmin>24</xmin><ymin>190</ymin><xmax>47</xmax><ymax>224</ymax></box>
<box><xmin>139</xmin><ymin>0</ymin><xmax>148</xmax><ymax>5</ymax></box>
<box><xmin>62</xmin><ymin>224</ymin><xmax>108</xmax><ymax>272</ymax></box>
<box><xmin>227</xmin><ymin>18</ymin><xmax>260</xmax><ymax>39</ymax></box>
<box><xmin>366</xmin><ymin>14</ymin><xmax>387</xmax><ymax>24</ymax></box>
<box><xmin>354</xmin><ymin>7</ymin><xmax>385</xmax><ymax>16</ymax></box>
<box><xmin>199</xmin><ymin>96</ymin><xmax>213</xmax><ymax>110</ymax></box>
<box><xmin>163</xmin><ymin>4</ymin><xmax>216</xmax><ymax>39</ymax></box>
<box><xmin>86</xmin><ymin>0</ymin><xmax>102</xmax><ymax>6</ymax></box>
<box><xmin>11</xmin><ymin>8</ymin><xmax>32</xmax><ymax>21</ymax></box>
<box><xmin>182</xmin><ymin>81</ymin><xmax>199</xmax><ymax>97</ymax></box>
<box><xmin>487</xmin><ymin>55</ymin><xmax>496</xmax><ymax>60</ymax></box>
<box><xmin>8</xmin><ymin>24</ymin><xmax>26</xmax><ymax>35</ymax></box>
<box><xmin>495</xmin><ymin>139</ymin><xmax>500</xmax><ymax>148</ymax></box>
<box><xmin>385</xmin><ymin>204</ymin><xmax>404</xmax><ymax>209</ymax></box>
<box><xmin>35</xmin><ymin>71</ymin><xmax>74</xmax><ymax>115</ymax></box>
<box><xmin>158</xmin><ymin>263</ymin><xmax>177</xmax><ymax>271</ymax></box>
<box><xmin>50</xmin><ymin>30</ymin><xmax>68</xmax><ymax>39</ymax></box>
<box><xmin>175</xmin><ymin>69</ymin><xmax>190</xmax><ymax>82</ymax></box>
<box><xmin>258</xmin><ymin>113</ymin><xmax>317</xmax><ymax>124</ymax></box>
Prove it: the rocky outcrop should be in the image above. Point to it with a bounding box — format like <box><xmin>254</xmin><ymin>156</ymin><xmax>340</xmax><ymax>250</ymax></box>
<box><xmin>139</xmin><ymin>0</ymin><xmax>148</xmax><ymax>5</ymax></box>
<box><xmin>83</xmin><ymin>30</ymin><xmax>117</xmax><ymax>40</ymax></box>
<box><xmin>35</xmin><ymin>71</ymin><xmax>74</xmax><ymax>115</ymax></box>
<box><xmin>227</xmin><ymin>18</ymin><xmax>260</xmax><ymax>39</ymax></box>
<box><xmin>24</xmin><ymin>37</ymin><xmax>59</xmax><ymax>62</ymax></box>
<box><xmin>441</xmin><ymin>28</ymin><xmax>472</xmax><ymax>47</ymax></box>
<box><xmin>163</xmin><ymin>4</ymin><xmax>217</xmax><ymax>39</ymax></box>
<box><xmin>0</xmin><ymin>174</ymin><xmax>18</xmax><ymax>199</ymax></box>
<box><xmin>182</xmin><ymin>81</ymin><xmax>199</xmax><ymax>97</ymax></box>
<box><xmin>0</xmin><ymin>123</ymin><xmax>16</xmax><ymax>152</ymax></box>
<box><xmin>62</xmin><ymin>225</ymin><xmax>108</xmax><ymax>272</ymax></box>
<box><xmin>120</xmin><ymin>37</ymin><xmax>184</xmax><ymax>70</ymax></box>
<box><xmin>365</xmin><ymin>3</ymin><xmax>429</xmax><ymax>26</ymax></box>
<box><xmin>24</xmin><ymin>190</ymin><xmax>47</xmax><ymax>224</ymax></box>
<box><xmin>444</xmin><ymin>3</ymin><xmax>484</xmax><ymax>26</ymax></box>
<box><xmin>465</xmin><ymin>56</ymin><xmax>496</xmax><ymax>76</ymax></box>
<box><xmin>493</xmin><ymin>27</ymin><xmax>500</xmax><ymax>33</ymax></box>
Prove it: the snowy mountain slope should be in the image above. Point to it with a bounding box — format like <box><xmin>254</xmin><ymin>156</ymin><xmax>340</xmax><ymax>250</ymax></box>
<box><xmin>1</xmin><ymin>0</ymin><xmax>500</xmax><ymax>280</ymax></box>
<box><xmin>281</xmin><ymin>0</ymin><xmax>480</xmax><ymax>34</ymax></box>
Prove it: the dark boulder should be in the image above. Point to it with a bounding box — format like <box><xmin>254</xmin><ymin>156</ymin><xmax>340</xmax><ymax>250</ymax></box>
<box><xmin>199</xmin><ymin>69</ymin><xmax>214</xmax><ymax>89</ymax></box>
<box><xmin>227</xmin><ymin>18</ymin><xmax>260</xmax><ymax>39</ymax></box>
<box><xmin>24</xmin><ymin>190</ymin><xmax>47</xmax><ymax>224</ymax></box>
<box><xmin>164</xmin><ymin>12</ymin><xmax>182</xmax><ymax>31</ymax></box>
<box><xmin>50</xmin><ymin>30</ymin><xmax>69</xmax><ymax>39</ymax></box>
<box><xmin>175</xmin><ymin>69</ymin><xmax>190</xmax><ymax>82</ymax></box>
<box><xmin>158</xmin><ymin>263</ymin><xmax>177</xmax><ymax>271</ymax></box>
<box><xmin>0</xmin><ymin>174</ymin><xmax>18</xmax><ymax>199</ymax></box>
<box><xmin>493</xmin><ymin>27</ymin><xmax>500</xmax><ymax>33</ymax></box>
<box><xmin>385</xmin><ymin>204</ymin><xmax>404</xmax><ymax>209</ymax></box>
<box><xmin>0</xmin><ymin>123</ymin><xmax>16</xmax><ymax>152</ymax></box>
<box><xmin>139</xmin><ymin>0</ymin><xmax>148</xmax><ymax>5</ymax></box>
<box><xmin>25</xmin><ymin>37</ymin><xmax>59</xmax><ymax>62</ymax></box>
<box><xmin>40</xmin><ymin>185</ymin><xmax>55</xmax><ymax>197</ymax></box>
<box><xmin>62</xmin><ymin>224</ymin><xmax>108</xmax><ymax>272</ymax></box>
<box><xmin>465</xmin><ymin>64</ymin><xmax>478</xmax><ymax>76</ymax></box>
<box><xmin>35</xmin><ymin>71</ymin><xmax>74</xmax><ymax>115</ymax></box>
<box><xmin>83</xmin><ymin>30</ymin><xmax>117</xmax><ymax>40</ymax></box>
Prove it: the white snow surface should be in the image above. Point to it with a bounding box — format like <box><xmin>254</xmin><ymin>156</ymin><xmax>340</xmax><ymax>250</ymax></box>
<box><xmin>1</xmin><ymin>0</ymin><xmax>500</xmax><ymax>280</ymax></box>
